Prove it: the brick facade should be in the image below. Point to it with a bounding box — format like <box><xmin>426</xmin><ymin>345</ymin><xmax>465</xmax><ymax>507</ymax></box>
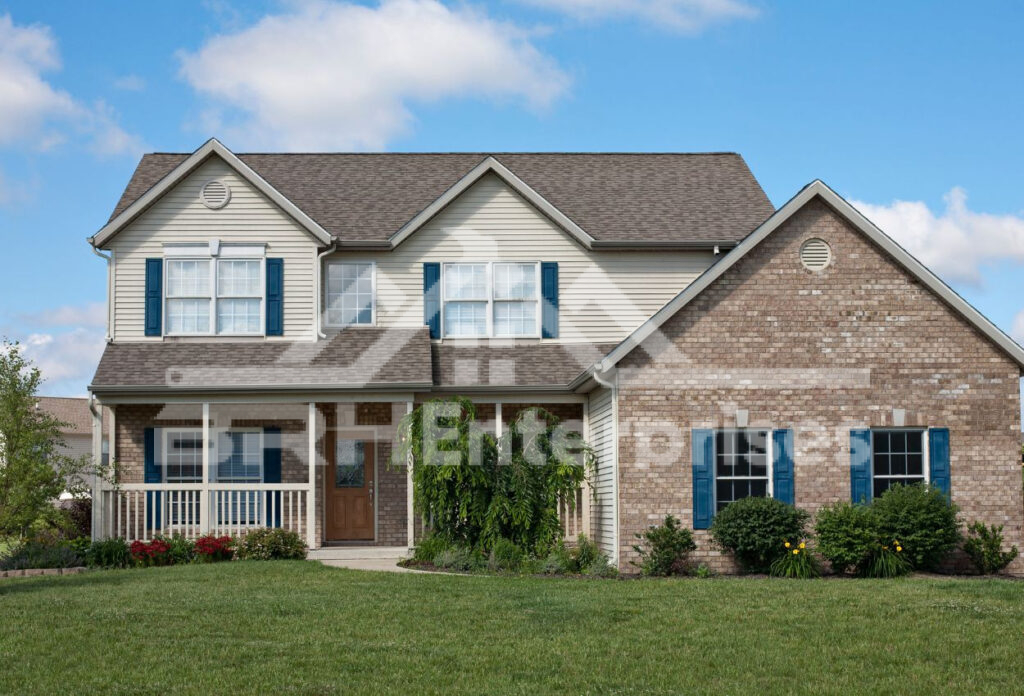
<box><xmin>615</xmin><ymin>198</ymin><xmax>1024</xmax><ymax>574</ymax></box>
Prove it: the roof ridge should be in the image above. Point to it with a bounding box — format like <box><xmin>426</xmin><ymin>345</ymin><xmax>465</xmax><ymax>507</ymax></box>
<box><xmin>143</xmin><ymin>151</ymin><xmax>745</xmax><ymax>157</ymax></box>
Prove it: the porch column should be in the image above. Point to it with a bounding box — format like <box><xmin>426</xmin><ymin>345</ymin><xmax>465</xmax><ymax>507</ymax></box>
<box><xmin>90</xmin><ymin>399</ymin><xmax>103</xmax><ymax>541</ymax></box>
<box><xmin>200</xmin><ymin>403</ymin><xmax>211</xmax><ymax>533</ymax></box>
<box><xmin>307</xmin><ymin>402</ymin><xmax>317</xmax><ymax>549</ymax></box>
<box><xmin>107</xmin><ymin>407</ymin><xmax>116</xmax><ymax>539</ymax></box>
<box><xmin>406</xmin><ymin>400</ymin><xmax>414</xmax><ymax>549</ymax></box>
<box><xmin>581</xmin><ymin>399</ymin><xmax>591</xmax><ymax>538</ymax></box>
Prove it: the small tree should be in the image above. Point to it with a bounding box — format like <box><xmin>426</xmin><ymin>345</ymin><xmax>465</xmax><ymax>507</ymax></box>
<box><xmin>392</xmin><ymin>397</ymin><xmax>590</xmax><ymax>553</ymax></box>
<box><xmin>0</xmin><ymin>340</ymin><xmax>93</xmax><ymax>538</ymax></box>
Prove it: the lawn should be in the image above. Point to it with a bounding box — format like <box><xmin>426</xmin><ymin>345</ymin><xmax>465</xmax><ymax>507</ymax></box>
<box><xmin>1</xmin><ymin>563</ymin><xmax>1023</xmax><ymax>695</ymax></box>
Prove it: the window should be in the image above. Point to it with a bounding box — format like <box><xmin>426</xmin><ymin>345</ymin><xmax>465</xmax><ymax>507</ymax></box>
<box><xmin>442</xmin><ymin>262</ymin><xmax>539</xmax><ymax>338</ymax></box>
<box><xmin>215</xmin><ymin>431</ymin><xmax>263</xmax><ymax>483</ymax></box>
<box><xmin>335</xmin><ymin>440</ymin><xmax>366</xmax><ymax>488</ymax></box>
<box><xmin>160</xmin><ymin>429</ymin><xmax>264</xmax><ymax>484</ymax></box>
<box><xmin>715</xmin><ymin>429</ymin><xmax>770</xmax><ymax>512</ymax></box>
<box><xmin>163</xmin><ymin>430</ymin><xmax>204</xmax><ymax>483</ymax></box>
<box><xmin>872</xmin><ymin>429</ymin><xmax>925</xmax><ymax>497</ymax></box>
<box><xmin>326</xmin><ymin>262</ymin><xmax>374</xmax><ymax>326</ymax></box>
<box><xmin>164</xmin><ymin>256</ymin><xmax>263</xmax><ymax>335</ymax></box>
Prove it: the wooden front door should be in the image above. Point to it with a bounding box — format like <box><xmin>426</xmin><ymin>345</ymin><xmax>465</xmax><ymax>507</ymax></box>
<box><xmin>326</xmin><ymin>437</ymin><xmax>375</xmax><ymax>541</ymax></box>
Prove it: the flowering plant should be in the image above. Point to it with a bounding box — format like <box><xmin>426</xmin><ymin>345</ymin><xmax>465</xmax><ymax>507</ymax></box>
<box><xmin>769</xmin><ymin>539</ymin><xmax>820</xmax><ymax>579</ymax></box>
<box><xmin>195</xmin><ymin>535</ymin><xmax>235</xmax><ymax>562</ymax></box>
<box><xmin>129</xmin><ymin>538</ymin><xmax>172</xmax><ymax>567</ymax></box>
<box><xmin>859</xmin><ymin>539</ymin><xmax>911</xmax><ymax>578</ymax></box>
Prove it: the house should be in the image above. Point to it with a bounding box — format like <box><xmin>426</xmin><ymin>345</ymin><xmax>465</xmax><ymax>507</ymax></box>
<box><xmin>34</xmin><ymin>397</ymin><xmax>108</xmax><ymax>501</ymax></box>
<box><xmin>87</xmin><ymin>139</ymin><xmax>1024</xmax><ymax>573</ymax></box>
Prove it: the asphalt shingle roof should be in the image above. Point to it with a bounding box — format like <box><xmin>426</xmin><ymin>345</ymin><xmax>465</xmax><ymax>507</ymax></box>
<box><xmin>111</xmin><ymin>152</ymin><xmax>773</xmax><ymax>244</ymax></box>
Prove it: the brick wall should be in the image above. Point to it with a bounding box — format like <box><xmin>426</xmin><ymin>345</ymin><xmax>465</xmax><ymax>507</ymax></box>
<box><xmin>616</xmin><ymin>198</ymin><xmax>1024</xmax><ymax>574</ymax></box>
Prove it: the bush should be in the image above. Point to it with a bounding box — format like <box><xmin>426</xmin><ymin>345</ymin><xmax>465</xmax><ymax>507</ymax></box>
<box><xmin>434</xmin><ymin>547</ymin><xmax>481</xmax><ymax>572</ymax></box>
<box><xmin>815</xmin><ymin>502</ymin><xmax>880</xmax><ymax>574</ymax></box>
<box><xmin>541</xmin><ymin>544</ymin><xmax>574</xmax><ymax>574</ymax></box>
<box><xmin>859</xmin><ymin>541</ymin><xmax>911</xmax><ymax>578</ymax></box>
<box><xmin>631</xmin><ymin>514</ymin><xmax>697</xmax><ymax>576</ymax></box>
<box><xmin>710</xmin><ymin>497</ymin><xmax>810</xmax><ymax>573</ymax></box>
<box><xmin>0</xmin><ymin>538</ymin><xmax>83</xmax><ymax>570</ymax></box>
<box><xmin>61</xmin><ymin>499</ymin><xmax>92</xmax><ymax>539</ymax></box>
<box><xmin>412</xmin><ymin>534</ymin><xmax>452</xmax><ymax>564</ymax></box>
<box><xmin>130</xmin><ymin>538</ymin><xmax>173</xmax><ymax>567</ymax></box>
<box><xmin>235</xmin><ymin>528</ymin><xmax>306</xmax><ymax>561</ymax></box>
<box><xmin>769</xmin><ymin>540</ymin><xmax>821</xmax><ymax>579</ymax></box>
<box><xmin>85</xmin><ymin>538</ymin><xmax>131</xmax><ymax>569</ymax></box>
<box><xmin>871</xmin><ymin>484</ymin><xmax>959</xmax><ymax>571</ymax></box>
<box><xmin>159</xmin><ymin>535</ymin><xmax>196</xmax><ymax>565</ymax></box>
<box><xmin>963</xmin><ymin>521</ymin><xmax>1019</xmax><ymax>574</ymax></box>
<box><xmin>487</xmin><ymin>538</ymin><xmax>525</xmax><ymax>572</ymax></box>
<box><xmin>539</xmin><ymin>536</ymin><xmax>616</xmax><ymax>577</ymax></box>
<box><xmin>195</xmin><ymin>535</ymin><xmax>234</xmax><ymax>563</ymax></box>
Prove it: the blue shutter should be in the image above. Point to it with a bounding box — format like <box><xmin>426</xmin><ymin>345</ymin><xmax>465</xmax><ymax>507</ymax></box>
<box><xmin>850</xmin><ymin>429</ymin><xmax>872</xmax><ymax>504</ymax></box>
<box><xmin>263</xmin><ymin>427</ymin><xmax>282</xmax><ymax>528</ymax></box>
<box><xmin>143</xmin><ymin>427</ymin><xmax>161</xmax><ymax>530</ymax></box>
<box><xmin>541</xmin><ymin>262</ymin><xmax>559</xmax><ymax>339</ymax></box>
<box><xmin>692</xmin><ymin>429</ymin><xmax>714</xmax><ymax>529</ymax></box>
<box><xmin>144</xmin><ymin>259</ymin><xmax>162</xmax><ymax>336</ymax></box>
<box><xmin>423</xmin><ymin>262</ymin><xmax>441</xmax><ymax>339</ymax></box>
<box><xmin>266</xmin><ymin>258</ymin><xmax>284</xmax><ymax>336</ymax></box>
<box><xmin>928</xmin><ymin>427</ymin><xmax>951</xmax><ymax>500</ymax></box>
<box><xmin>772</xmin><ymin>429</ymin><xmax>795</xmax><ymax>505</ymax></box>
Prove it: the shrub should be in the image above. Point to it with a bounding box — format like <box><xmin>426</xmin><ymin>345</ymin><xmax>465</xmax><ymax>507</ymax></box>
<box><xmin>693</xmin><ymin>563</ymin><xmax>714</xmax><ymax>579</ymax></box>
<box><xmin>487</xmin><ymin>538</ymin><xmax>525</xmax><ymax>572</ymax></box>
<box><xmin>434</xmin><ymin>547</ymin><xmax>481</xmax><ymax>572</ymax></box>
<box><xmin>631</xmin><ymin>514</ymin><xmax>697</xmax><ymax>576</ymax></box>
<box><xmin>963</xmin><ymin>521</ymin><xmax>1019</xmax><ymax>574</ymax></box>
<box><xmin>871</xmin><ymin>484</ymin><xmax>959</xmax><ymax>571</ymax></box>
<box><xmin>130</xmin><ymin>538</ymin><xmax>172</xmax><ymax>567</ymax></box>
<box><xmin>541</xmin><ymin>544</ymin><xmax>574</xmax><ymax>574</ymax></box>
<box><xmin>62</xmin><ymin>499</ymin><xmax>92</xmax><ymax>539</ymax></box>
<box><xmin>859</xmin><ymin>540</ymin><xmax>911</xmax><ymax>578</ymax></box>
<box><xmin>539</xmin><ymin>536</ymin><xmax>616</xmax><ymax>576</ymax></box>
<box><xmin>769</xmin><ymin>540</ymin><xmax>821</xmax><ymax>579</ymax></box>
<box><xmin>85</xmin><ymin>538</ymin><xmax>131</xmax><ymax>569</ymax></box>
<box><xmin>195</xmin><ymin>535</ymin><xmax>235</xmax><ymax>563</ymax></box>
<box><xmin>158</xmin><ymin>535</ymin><xmax>196</xmax><ymax>565</ymax></box>
<box><xmin>0</xmin><ymin>538</ymin><xmax>83</xmax><ymax>570</ymax></box>
<box><xmin>412</xmin><ymin>534</ymin><xmax>452</xmax><ymax>565</ymax></box>
<box><xmin>710</xmin><ymin>497</ymin><xmax>810</xmax><ymax>573</ymax></box>
<box><xmin>235</xmin><ymin>528</ymin><xmax>306</xmax><ymax>561</ymax></box>
<box><xmin>815</xmin><ymin>501</ymin><xmax>880</xmax><ymax>574</ymax></box>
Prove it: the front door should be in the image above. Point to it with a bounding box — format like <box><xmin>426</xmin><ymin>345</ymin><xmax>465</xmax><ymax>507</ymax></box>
<box><xmin>326</xmin><ymin>437</ymin><xmax>375</xmax><ymax>541</ymax></box>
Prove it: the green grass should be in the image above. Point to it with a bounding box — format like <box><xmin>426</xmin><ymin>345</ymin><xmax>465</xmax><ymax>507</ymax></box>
<box><xmin>2</xmin><ymin>563</ymin><xmax>1024</xmax><ymax>694</ymax></box>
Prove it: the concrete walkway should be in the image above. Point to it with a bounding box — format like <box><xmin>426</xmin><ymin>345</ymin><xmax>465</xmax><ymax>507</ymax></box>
<box><xmin>319</xmin><ymin>557</ymin><xmax>425</xmax><ymax>573</ymax></box>
<box><xmin>310</xmin><ymin>546</ymin><xmax>427</xmax><ymax>573</ymax></box>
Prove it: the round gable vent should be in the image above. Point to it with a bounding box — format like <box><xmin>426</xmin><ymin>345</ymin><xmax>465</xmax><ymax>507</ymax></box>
<box><xmin>200</xmin><ymin>179</ymin><xmax>231</xmax><ymax>209</ymax></box>
<box><xmin>800</xmin><ymin>238</ymin><xmax>832</xmax><ymax>271</ymax></box>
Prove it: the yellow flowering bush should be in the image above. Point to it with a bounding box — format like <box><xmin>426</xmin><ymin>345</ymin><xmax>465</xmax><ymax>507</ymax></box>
<box><xmin>769</xmin><ymin>539</ymin><xmax>821</xmax><ymax>579</ymax></box>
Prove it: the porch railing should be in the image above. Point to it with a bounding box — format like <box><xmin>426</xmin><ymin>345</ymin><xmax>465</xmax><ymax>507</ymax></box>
<box><xmin>558</xmin><ymin>484</ymin><xmax>591</xmax><ymax>542</ymax></box>
<box><xmin>95</xmin><ymin>483</ymin><xmax>312</xmax><ymax>544</ymax></box>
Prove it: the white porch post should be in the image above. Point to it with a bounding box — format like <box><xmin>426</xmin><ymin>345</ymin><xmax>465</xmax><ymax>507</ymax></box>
<box><xmin>107</xmin><ymin>407</ymin><xmax>116</xmax><ymax>539</ymax></box>
<box><xmin>90</xmin><ymin>399</ymin><xmax>103</xmax><ymax>541</ymax></box>
<box><xmin>581</xmin><ymin>399</ymin><xmax>591</xmax><ymax>539</ymax></box>
<box><xmin>307</xmin><ymin>402</ymin><xmax>317</xmax><ymax>549</ymax></box>
<box><xmin>406</xmin><ymin>400</ymin><xmax>414</xmax><ymax>549</ymax></box>
<box><xmin>200</xmin><ymin>402</ymin><xmax>211</xmax><ymax>533</ymax></box>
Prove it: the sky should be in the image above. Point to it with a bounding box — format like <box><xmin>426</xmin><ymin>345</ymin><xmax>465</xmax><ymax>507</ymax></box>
<box><xmin>0</xmin><ymin>0</ymin><xmax>1022</xmax><ymax>417</ymax></box>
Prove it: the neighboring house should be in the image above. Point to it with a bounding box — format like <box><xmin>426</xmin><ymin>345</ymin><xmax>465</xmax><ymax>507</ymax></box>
<box><xmin>34</xmin><ymin>397</ymin><xmax>108</xmax><ymax>500</ymax></box>
<box><xmin>87</xmin><ymin>139</ymin><xmax>1024</xmax><ymax>573</ymax></box>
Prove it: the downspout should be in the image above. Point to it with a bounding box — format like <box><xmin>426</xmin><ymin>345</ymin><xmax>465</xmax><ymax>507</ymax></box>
<box><xmin>315</xmin><ymin>243</ymin><xmax>337</xmax><ymax>339</ymax></box>
<box><xmin>90</xmin><ymin>244</ymin><xmax>113</xmax><ymax>342</ymax></box>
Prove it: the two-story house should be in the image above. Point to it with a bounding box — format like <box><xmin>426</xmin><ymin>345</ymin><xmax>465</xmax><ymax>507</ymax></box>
<box><xmin>87</xmin><ymin>139</ymin><xmax>1024</xmax><ymax>573</ymax></box>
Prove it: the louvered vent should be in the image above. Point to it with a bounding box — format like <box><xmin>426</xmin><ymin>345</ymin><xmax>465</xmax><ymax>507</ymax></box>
<box><xmin>200</xmin><ymin>179</ymin><xmax>231</xmax><ymax>209</ymax></box>
<box><xmin>800</xmin><ymin>238</ymin><xmax>831</xmax><ymax>271</ymax></box>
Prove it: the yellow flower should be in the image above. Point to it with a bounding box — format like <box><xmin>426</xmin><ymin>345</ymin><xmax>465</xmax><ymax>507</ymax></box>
<box><xmin>799</xmin><ymin>542</ymin><xmax>806</xmax><ymax>549</ymax></box>
<box><xmin>883</xmin><ymin>546</ymin><xmax>889</xmax><ymax>551</ymax></box>
<box><xmin>896</xmin><ymin>546</ymin><xmax>903</xmax><ymax>552</ymax></box>
<box><xmin>784</xmin><ymin>542</ymin><xmax>791</xmax><ymax>548</ymax></box>
<box><xmin>793</xmin><ymin>549</ymin><xmax>800</xmax><ymax>555</ymax></box>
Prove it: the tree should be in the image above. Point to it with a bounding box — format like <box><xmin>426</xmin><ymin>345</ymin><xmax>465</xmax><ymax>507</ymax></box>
<box><xmin>0</xmin><ymin>340</ymin><xmax>93</xmax><ymax>538</ymax></box>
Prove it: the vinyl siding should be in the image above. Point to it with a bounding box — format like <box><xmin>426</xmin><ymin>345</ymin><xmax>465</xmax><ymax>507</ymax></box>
<box><xmin>106</xmin><ymin>157</ymin><xmax>318</xmax><ymax>341</ymax></box>
<box><xmin>323</xmin><ymin>173</ymin><xmax>715</xmax><ymax>343</ymax></box>
<box><xmin>587</xmin><ymin>385</ymin><xmax>617</xmax><ymax>560</ymax></box>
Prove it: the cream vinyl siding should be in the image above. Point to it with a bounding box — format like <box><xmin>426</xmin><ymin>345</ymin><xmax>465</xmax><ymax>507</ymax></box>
<box><xmin>105</xmin><ymin>158</ymin><xmax>318</xmax><ymax>341</ymax></box>
<box><xmin>324</xmin><ymin>173</ymin><xmax>715</xmax><ymax>343</ymax></box>
<box><xmin>587</xmin><ymin>385</ymin><xmax>617</xmax><ymax>561</ymax></box>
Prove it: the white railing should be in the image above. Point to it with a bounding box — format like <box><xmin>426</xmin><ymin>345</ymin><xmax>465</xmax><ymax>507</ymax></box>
<box><xmin>97</xmin><ymin>483</ymin><xmax>311</xmax><ymax>543</ymax></box>
<box><xmin>558</xmin><ymin>485</ymin><xmax>591</xmax><ymax>542</ymax></box>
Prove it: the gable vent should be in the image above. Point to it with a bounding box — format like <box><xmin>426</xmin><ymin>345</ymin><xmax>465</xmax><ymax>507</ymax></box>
<box><xmin>200</xmin><ymin>179</ymin><xmax>231</xmax><ymax>209</ymax></box>
<box><xmin>800</xmin><ymin>238</ymin><xmax>831</xmax><ymax>271</ymax></box>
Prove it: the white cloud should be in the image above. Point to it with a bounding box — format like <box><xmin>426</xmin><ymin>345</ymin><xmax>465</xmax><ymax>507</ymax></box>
<box><xmin>0</xmin><ymin>13</ymin><xmax>142</xmax><ymax>156</ymax></box>
<box><xmin>851</xmin><ymin>188</ymin><xmax>1024</xmax><ymax>285</ymax></box>
<box><xmin>519</xmin><ymin>0</ymin><xmax>759</xmax><ymax>32</ymax></box>
<box><xmin>22</xmin><ymin>302</ymin><xmax>107</xmax><ymax>329</ymax></box>
<box><xmin>113</xmin><ymin>74</ymin><xmax>146</xmax><ymax>91</ymax></box>
<box><xmin>178</xmin><ymin>0</ymin><xmax>570</xmax><ymax>150</ymax></box>
<box><xmin>19</xmin><ymin>328</ymin><xmax>106</xmax><ymax>396</ymax></box>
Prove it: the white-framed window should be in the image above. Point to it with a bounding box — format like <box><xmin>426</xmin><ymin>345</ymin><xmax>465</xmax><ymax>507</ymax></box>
<box><xmin>215</xmin><ymin>430</ymin><xmax>263</xmax><ymax>483</ymax></box>
<box><xmin>714</xmin><ymin>429</ymin><xmax>771</xmax><ymax>512</ymax></box>
<box><xmin>163</xmin><ymin>429</ymin><xmax>205</xmax><ymax>483</ymax></box>
<box><xmin>326</xmin><ymin>262</ymin><xmax>375</xmax><ymax>326</ymax></box>
<box><xmin>164</xmin><ymin>253</ymin><xmax>264</xmax><ymax>336</ymax></box>
<box><xmin>441</xmin><ymin>262</ymin><xmax>540</xmax><ymax>338</ymax></box>
<box><xmin>871</xmin><ymin>429</ymin><xmax>926</xmax><ymax>498</ymax></box>
<box><xmin>160</xmin><ymin>429</ymin><xmax>264</xmax><ymax>483</ymax></box>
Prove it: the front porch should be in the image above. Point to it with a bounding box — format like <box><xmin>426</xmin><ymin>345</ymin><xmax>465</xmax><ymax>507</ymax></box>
<box><xmin>90</xmin><ymin>396</ymin><xmax>589</xmax><ymax>550</ymax></box>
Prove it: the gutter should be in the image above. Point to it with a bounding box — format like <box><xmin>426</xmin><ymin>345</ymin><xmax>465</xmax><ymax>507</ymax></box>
<box><xmin>315</xmin><ymin>243</ymin><xmax>337</xmax><ymax>338</ymax></box>
<box><xmin>90</xmin><ymin>245</ymin><xmax>113</xmax><ymax>342</ymax></box>
<box><xmin>88</xmin><ymin>381</ymin><xmax>435</xmax><ymax>396</ymax></box>
<box><xmin>589</xmin><ymin>240</ymin><xmax>738</xmax><ymax>251</ymax></box>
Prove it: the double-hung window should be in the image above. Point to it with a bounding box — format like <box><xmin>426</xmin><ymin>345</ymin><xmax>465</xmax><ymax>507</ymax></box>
<box><xmin>442</xmin><ymin>262</ymin><xmax>539</xmax><ymax>338</ymax></box>
<box><xmin>326</xmin><ymin>262</ymin><xmax>375</xmax><ymax>326</ymax></box>
<box><xmin>871</xmin><ymin>429</ymin><xmax>925</xmax><ymax>497</ymax></box>
<box><xmin>163</xmin><ymin>429</ymin><xmax>204</xmax><ymax>483</ymax></box>
<box><xmin>715</xmin><ymin>429</ymin><xmax>770</xmax><ymax>512</ymax></box>
<box><xmin>164</xmin><ymin>254</ymin><xmax>264</xmax><ymax>336</ymax></box>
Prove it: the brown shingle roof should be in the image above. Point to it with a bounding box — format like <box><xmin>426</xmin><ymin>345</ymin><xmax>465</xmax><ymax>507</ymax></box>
<box><xmin>90</xmin><ymin>328</ymin><xmax>433</xmax><ymax>392</ymax></box>
<box><xmin>431</xmin><ymin>341</ymin><xmax>617</xmax><ymax>389</ymax></box>
<box><xmin>35</xmin><ymin>397</ymin><xmax>93</xmax><ymax>435</ymax></box>
<box><xmin>110</xmin><ymin>152</ymin><xmax>772</xmax><ymax>244</ymax></box>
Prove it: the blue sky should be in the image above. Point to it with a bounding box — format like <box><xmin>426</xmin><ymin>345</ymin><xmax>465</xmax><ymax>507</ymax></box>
<box><xmin>0</xmin><ymin>0</ymin><xmax>1022</xmax><ymax>414</ymax></box>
